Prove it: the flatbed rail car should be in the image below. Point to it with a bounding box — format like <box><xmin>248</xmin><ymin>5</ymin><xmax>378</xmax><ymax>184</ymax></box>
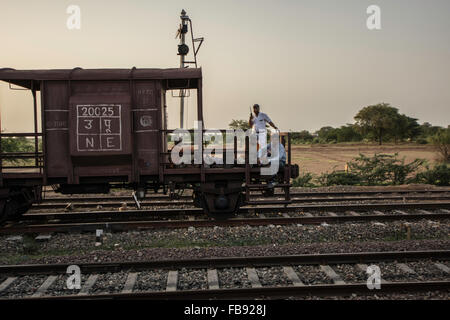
<box><xmin>0</xmin><ymin>67</ymin><xmax>299</xmax><ymax>219</ymax></box>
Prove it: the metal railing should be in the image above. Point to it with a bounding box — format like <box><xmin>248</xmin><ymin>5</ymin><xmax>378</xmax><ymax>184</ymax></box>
<box><xmin>0</xmin><ymin>133</ymin><xmax>43</xmax><ymax>171</ymax></box>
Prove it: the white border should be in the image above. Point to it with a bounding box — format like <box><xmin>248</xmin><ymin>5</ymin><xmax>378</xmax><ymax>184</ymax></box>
<box><xmin>76</xmin><ymin>104</ymin><xmax>122</xmax><ymax>152</ymax></box>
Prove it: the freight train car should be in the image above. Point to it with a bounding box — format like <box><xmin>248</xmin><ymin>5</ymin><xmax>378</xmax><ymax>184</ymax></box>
<box><xmin>0</xmin><ymin>67</ymin><xmax>298</xmax><ymax>220</ymax></box>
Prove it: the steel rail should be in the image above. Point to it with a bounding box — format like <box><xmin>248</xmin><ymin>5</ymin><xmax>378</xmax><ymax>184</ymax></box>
<box><xmin>1</xmin><ymin>212</ymin><xmax>449</xmax><ymax>234</ymax></box>
<box><xmin>8</xmin><ymin>281</ymin><xmax>449</xmax><ymax>300</ymax></box>
<box><xmin>40</xmin><ymin>189</ymin><xmax>450</xmax><ymax>203</ymax></box>
<box><xmin>32</xmin><ymin>194</ymin><xmax>450</xmax><ymax>209</ymax></box>
<box><xmin>22</xmin><ymin>201</ymin><xmax>450</xmax><ymax>221</ymax></box>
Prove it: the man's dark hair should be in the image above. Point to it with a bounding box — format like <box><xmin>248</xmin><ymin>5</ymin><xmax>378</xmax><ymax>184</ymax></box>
<box><xmin>253</xmin><ymin>104</ymin><xmax>260</xmax><ymax>109</ymax></box>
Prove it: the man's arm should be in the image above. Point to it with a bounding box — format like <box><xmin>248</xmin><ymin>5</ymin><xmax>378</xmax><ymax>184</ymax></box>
<box><xmin>249</xmin><ymin>114</ymin><xmax>254</xmax><ymax>127</ymax></box>
<box><xmin>268</xmin><ymin>121</ymin><xmax>278</xmax><ymax>130</ymax></box>
<box><xmin>264</xmin><ymin>113</ymin><xmax>277</xmax><ymax>130</ymax></box>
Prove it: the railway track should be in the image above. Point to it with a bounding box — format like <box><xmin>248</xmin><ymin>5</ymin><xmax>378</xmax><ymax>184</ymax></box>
<box><xmin>35</xmin><ymin>189</ymin><xmax>450</xmax><ymax>210</ymax></box>
<box><xmin>33</xmin><ymin>194</ymin><xmax>450</xmax><ymax>210</ymax></box>
<box><xmin>40</xmin><ymin>189</ymin><xmax>450</xmax><ymax>201</ymax></box>
<box><xmin>2</xmin><ymin>202</ymin><xmax>450</xmax><ymax>234</ymax></box>
<box><xmin>1</xmin><ymin>250</ymin><xmax>449</xmax><ymax>300</ymax></box>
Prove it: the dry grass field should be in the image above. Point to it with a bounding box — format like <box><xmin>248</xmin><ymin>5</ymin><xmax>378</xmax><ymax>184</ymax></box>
<box><xmin>290</xmin><ymin>144</ymin><xmax>439</xmax><ymax>175</ymax></box>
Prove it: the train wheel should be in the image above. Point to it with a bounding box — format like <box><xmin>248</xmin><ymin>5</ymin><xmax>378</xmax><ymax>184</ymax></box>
<box><xmin>0</xmin><ymin>200</ymin><xmax>6</xmax><ymax>222</ymax></box>
<box><xmin>201</xmin><ymin>193</ymin><xmax>243</xmax><ymax>220</ymax></box>
<box><xmin>2</xmin><ymin>198</ymin><xmax>20</xmax><ymax>221</ymax></box>
<box><xmin>192</xmin><ymin>191</ymin><xmax>202</xmax><ymax>208</ymax></box>
<box><xmin>0</xmin><ymin>187</ymin><xmax>35</xmax><ymax>222</ymax></box>
<box><xmin>17</xmin><ymin>202</ymin><xmax>32</xmax><ymax>215</ymax></box>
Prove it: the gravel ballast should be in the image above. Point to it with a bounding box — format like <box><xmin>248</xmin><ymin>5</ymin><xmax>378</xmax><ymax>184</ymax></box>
<box><xmin>218</xmin><ymin>268</ymin><xmax>252</xmax><ymax>289</ymax></box>
<box><xmin>135</xmin><ymin>270</ymin><xmax>167</xmax><ymax>292</ymax></box>
<box><xmin>408</xmin><ymin>260</ymin><xmax>450</xmax><ymax>281</ymax></box>
<box><xmin>256</xmin><ymin>267</ymin><xmax>291</xmax><ymax>287</ymax></box>
<box><xmin>333</xmin><ymin>264</ymin><xmax>367</xmax><ymax>283</ymax></box>
<box><xmin>294</xmin><ymin>265</ymin><xmax>334</xmax><ymax>285</ymax></box>
<box><xmin>1</xmin><ymin>238</ymin><xmax>449</xmax><ymax>266</ymax></box>
<box><xmin>178</xmin><ymin>268</ymin><xmax>208</xmax><ymax>290</ymax></box>
<box><xmin>46</xmin><ymin>274</ymin><xmax>88</xmax><ymax>296</ymax></box>
<box><xmin>89</xmin><ymin>272</ymin><xmax>127</xmax><ymax>294</ymax></box>
<box><xmin>0</xmin><ymin>275</ymin><xmax>48</xmax><ymax>298</ymax></box>
<box><xmin>1</xmin><ymin>219</ymin><xmax>449</xmax><ymax>265</ymax></box>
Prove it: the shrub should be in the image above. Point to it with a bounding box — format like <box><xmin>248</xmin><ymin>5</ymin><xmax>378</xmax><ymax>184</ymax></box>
<box><xmin>317</xmin><ymin>171</ymin><xmax>362</xmax><ymax>186</ymax></box>
<box><xmin>1</xmin><ymin>137</ymin><xmax>35</xmax><ymax>165</ymax></box>
<box><xmin>1</xmin><ymin>137</ymin><xmax>34</xmax><ymax>153</ymax></box>
<box><xmin>413</xmin><ymin>164</ymin><xmax>450</xmax><ymax>186</ymax></box>
<box><xmin>311</xmin><ymin>137</ymin><xmax>321</xmax><ymax>144</ymax></box>
<box><xmin>415</xmin><ymin>138</ymin><xmax>428</xmax><ymax>145</ymax></box>
<box><xmin>291</xmin><ymin>154</ymin><xmax>431</xmax><ymax>187</ymax></box>
<box><xmin>292</xmin><ymin>172</ymin><xmax>316</xmax><ymax>187</ymax></box>
<box><xmin>348</xmin><ymin>153</ymin><xmax>424</xmax><ymax>185</ymax></box>
<box><xmin>431</xmin><ymin>128</ymin><xmax>450</xmax><ymax>163</ymax></box>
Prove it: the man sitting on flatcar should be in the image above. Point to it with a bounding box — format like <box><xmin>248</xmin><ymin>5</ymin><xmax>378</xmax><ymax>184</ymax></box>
<box><xmin>258</xmin><ymin>140</ymin><xmax>286</xmax><ymax>188</ymax></box>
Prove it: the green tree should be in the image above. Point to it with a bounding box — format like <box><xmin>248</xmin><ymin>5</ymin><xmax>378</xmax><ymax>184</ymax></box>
<box><xmin>417</xmin><ymin>122</ymin><xmax>444</xmax><ymax>142</ymax></box>
<box><xmin>291</xmin><ymin>130</ymin><xmax>314</xmax><ymax>143</ymax></box>
<box><xmin>431</xmin><ymin>127</ymin><xmax>450</xmax><ymax>163</ymax></box>
<box><xmin>354</xmin><ymin>103</ymin><xmax>400</xmax><ymax>145</ymax></box>
<box><xmin>229</xmin><ymin>119</ymin><xmax>250</xmax><ymax>130</ymax></box>
<box><xmin>391</xmin><ymin>114</ymin><xmax>421</xmax><ymax>143</ymax></box>
<box><xmin>315</xmin><ymin>126</ymin><xmax>338</xmax><ymax>143</ymax></box>
<box><xmin>336</xmin><ymin>124</ymin><xmax>362</xmax><ymax>143</ymax></box>
<box><xmin>403</xmin><ymin>116</ymin><xmax>421</xmax><ymax>141</ymax></box>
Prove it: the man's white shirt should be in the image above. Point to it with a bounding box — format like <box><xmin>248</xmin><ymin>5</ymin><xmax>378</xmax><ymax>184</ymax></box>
<box><xmin>252</xmin><ymin>112</ymin><xmax>272</xmax><ymax>132</ymax></box>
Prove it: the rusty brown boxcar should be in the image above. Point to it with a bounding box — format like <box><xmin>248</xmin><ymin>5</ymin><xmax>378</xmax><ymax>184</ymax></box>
<box><xmin>0</xmin><ymin>67</ymin><xmax>298</xmax><ymax>220</ymax></box>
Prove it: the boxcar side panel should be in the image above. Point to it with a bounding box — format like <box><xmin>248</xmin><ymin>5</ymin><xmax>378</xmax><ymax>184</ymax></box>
<box><xmin>43</xmin><ymin>81</ymin><xmax>70</xmax><ymax>178</ymax></box>
<box><xmin>133</xmin><ymin>81</ymin><xmax>161</xmax><ymax>176</ymax></box>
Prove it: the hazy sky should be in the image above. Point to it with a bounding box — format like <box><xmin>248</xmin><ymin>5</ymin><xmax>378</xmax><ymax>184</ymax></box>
<box><xmin>0</xmin><ymin>0</ymin><xmax>449</xmax><ymax>132</ymax></box>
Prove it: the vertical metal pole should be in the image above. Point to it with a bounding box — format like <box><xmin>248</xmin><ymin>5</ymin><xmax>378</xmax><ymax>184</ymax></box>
<box><xmin>234</xmin><ymin>135</ymin><xmax>237</xmax><ymax>165</ymax></box>
<box><xmin>222</xmin><ymin>130</ymin><xmax>226</xmax><ymax>164</ymax></box>
<box><xmin>129</xmin><ymin>76</ymin><xmax>137</xmax><ymax>184</ymax></box>
<box><xmin>32</xmin><ymin>82</ymin><xmax>38</xmax><ymax>167</ymax></box>
<box><xmin>245</xmin><ymin>136</ymin><xmax>250</xmax><ymax>203</ymax></box>
<box><xmin>0</xmin><ymin>87</ymin><xmax>2</xmax><ymax>185</ymax></box>
<box><xmin>67</xmin><ymin>79</ymin><xmax>74</xmax><ymax>184</ymax></box>
<box><xmin>40</xmin><ymin>81</ymin><xmax>47</xmax><ymax>184</ymax></box>
<box><xmin>286</xmin><ymin>133</ymin><xmax>291</xmax><ymax>201</ymax></box>
<box><xmin>179</xmin><ymin>10</ymin><xmax>188</xmax><ymax>128</ymax></box>
<box><xmin>197</xmin><ymin>77</ymin><xmax>203</xmax><ymax>123</ymax></box>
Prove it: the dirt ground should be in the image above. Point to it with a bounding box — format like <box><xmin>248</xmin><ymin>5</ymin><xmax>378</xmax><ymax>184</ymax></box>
<box><xmin>290</xmin><ymin>143</ymin><xmax>438</xmax><ymax>175</ymax></box>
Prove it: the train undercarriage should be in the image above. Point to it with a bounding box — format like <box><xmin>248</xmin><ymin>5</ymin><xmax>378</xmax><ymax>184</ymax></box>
<box><xmin>0</xmin><ymin>163</ymin><xmax>299</xmax><ymax>222</ymax></box>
